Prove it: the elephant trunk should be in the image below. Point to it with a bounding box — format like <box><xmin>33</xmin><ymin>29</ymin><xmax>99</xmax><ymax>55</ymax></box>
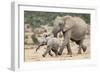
<box><xmin>52</xmin><ymin>24</ymin><xmax>62</xmax><ymax>37</ymax></box>
<box><xmin>52</xmin><ymin>30</ymin><xmax>57</xmax><ymax>37</ymax></box>
<box><xmin>52</xmin><ymin>28</ymin><xmax>61</xmax><ymax>37</ymax></box>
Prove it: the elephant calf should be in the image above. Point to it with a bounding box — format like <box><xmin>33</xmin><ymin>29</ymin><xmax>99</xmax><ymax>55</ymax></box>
<box><xmin>36</xmin><ymin>35</ymin><xmax>61</xmax><ymax>57</ymax></box>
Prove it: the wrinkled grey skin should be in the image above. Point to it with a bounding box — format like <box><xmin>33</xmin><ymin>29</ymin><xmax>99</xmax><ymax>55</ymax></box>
<box><xmin>52</xmin><ymin>15</ymin><xmax>87</xmax><ymax>56</ymax></box>
<box><xmin>36</xmin><ymin>35</ymin><xmax>61</xmax><ymax>57</ymax></box>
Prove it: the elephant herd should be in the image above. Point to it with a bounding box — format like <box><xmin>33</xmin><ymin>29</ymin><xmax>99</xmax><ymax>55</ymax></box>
<box><xmin>36</xmin><ymin>15</ymin><xmax>88</xmax><ymax>57</ymax></box>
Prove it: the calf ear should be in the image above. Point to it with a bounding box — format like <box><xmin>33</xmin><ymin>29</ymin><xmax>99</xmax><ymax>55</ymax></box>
<box><xmin>63</xmin><ymin>16</ymin><xmax>74</xmax><ymax>32</ymax></box>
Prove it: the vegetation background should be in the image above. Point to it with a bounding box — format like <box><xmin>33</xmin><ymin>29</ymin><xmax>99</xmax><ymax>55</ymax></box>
<box><xmin>24</xmin><ymin>11</ymin><xmax>90</xmax><ymax>28</ymax></box>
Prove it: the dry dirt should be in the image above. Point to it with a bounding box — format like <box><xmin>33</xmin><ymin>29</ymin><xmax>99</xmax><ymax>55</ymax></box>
<box><xmin>24</xmin><ymin>35</ymin><xmax>90</xmax><ymax>62</ymax></box>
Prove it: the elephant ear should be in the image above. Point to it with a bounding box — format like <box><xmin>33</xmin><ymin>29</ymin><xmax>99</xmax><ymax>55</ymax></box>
<box><xmin>62</xmin><ymin>16</ymin><xmax>75</xmax><ymax>32</ymax></box>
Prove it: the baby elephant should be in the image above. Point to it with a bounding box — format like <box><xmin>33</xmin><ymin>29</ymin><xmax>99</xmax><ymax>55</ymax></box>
<box><xmin>36</xmin><ymin>35</ymin><xmax>61</xmax><ymax>57</ymax></box>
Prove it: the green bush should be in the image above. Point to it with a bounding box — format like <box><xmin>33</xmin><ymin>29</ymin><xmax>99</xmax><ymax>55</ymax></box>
<box><xmin>24</xmin><ymin>11</ymin><xmax>90</xmax><ymax>28</ymax></box>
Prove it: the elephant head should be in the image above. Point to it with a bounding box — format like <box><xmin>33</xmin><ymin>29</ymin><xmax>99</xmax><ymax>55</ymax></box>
<box><xmin>36</xmin><ymin>35</ymin><xmax>47</xmax><ymax>52</ymax></box>
<box><xmin>52</xmin><ymin>15</ymin><xmax>74</xmax><ymax>37</ymax></box>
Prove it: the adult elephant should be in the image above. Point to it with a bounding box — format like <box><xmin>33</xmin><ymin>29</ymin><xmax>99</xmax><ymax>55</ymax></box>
<box><xmin>52</xmin><ymin>15</ymin><xmax>87</xmax><ymax>56</ymax></box>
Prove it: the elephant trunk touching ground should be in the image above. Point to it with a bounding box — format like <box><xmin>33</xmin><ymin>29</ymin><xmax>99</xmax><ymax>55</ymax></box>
<box><xmin>52</xmin><ymin>15</ymin><xmax>87</xmax><ymax>56</ymax></box>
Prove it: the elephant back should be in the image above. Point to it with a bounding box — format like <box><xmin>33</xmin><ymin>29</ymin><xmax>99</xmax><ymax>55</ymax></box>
<box><xmin>47</xmin><ymin>38</ymin><xmax>60</xmax><ymax>47</ymax></box>
<box><xmin>73</xmin><ymin>17</ymin><xmax>87</xmax><ymax>29</ymax></box>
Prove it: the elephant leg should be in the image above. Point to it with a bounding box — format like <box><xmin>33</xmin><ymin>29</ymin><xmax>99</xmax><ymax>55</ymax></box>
<box><xmin>42</xmin><ymin>46</ymin><xmax>51</xmax><ymax>57</ymax></box>
<box><xmin>66</xmin><ymin>42</ymin><xmax>72</xmax><ymax>56</ymax></box>
<box><xmin>76</xmin><ymin>40</ymin><xmax>83</xmax><ymax>54</ymax></box>
<box><xmin>76</xmin><ymin>39</ymin><xmax>87</xmax><ymax>54</ymax></box>
<box><xmin>52</xmin><ymin>49</ymin><xmax>58</xmax><ymax>56</ymax></box>
<box><xmin>58</xmin><ymin>45</ymin><xmax>65</xmax><ymax>55</ymax></box>
<box><xmin>49</xmin><ymin>50</ymin><xmax>53</xmax><ymax>56</ymax></box>
<box><xmin>58</xmin><ymin>31</ymin><xmax>72</xmax><ymax>55</ymax></box>
<box><xmin>55</xmin><ymin>50</ymin><xmax>58</xmax><ymax>56</ymax></box>
<box><xmin>82</xmin><ymin>44</ymin><xmax>87</xmax><ymax>52</ymax></box>
<box><xmin>58</xmin><ymin>39</ymin><xmax>72</xmax><ymax>55</ymax></box>
<box><xmin>58</xmin><ymin>40</ymin><xmax>70</xmax><ymax>55</ymax></box>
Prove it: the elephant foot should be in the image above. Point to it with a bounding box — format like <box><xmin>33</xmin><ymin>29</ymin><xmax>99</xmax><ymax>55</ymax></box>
<box><xmin>42</xmin><ymin>54</ymin><xmax>45</xmax><ymax>57</ymax></box>
<box><xmin>69</xmin><ymin>55</ymin><xmax>72</xmax><ymax>57</ymax></box>
<box><xmin>49</xmin><ymin>54</ymin><xmax>53</xmax><ymax>57</ymax></box>
<box><xmin>67</xmin><ymin>52</ymin><xmax>72</xmax><ymax>57</ymax></box>
<box><xmin>82</xmin><ymin>46</ymin><xmax>87</xmax><ymax>52</ymax></box>
<box><xmin>55</xmin><ymin>54</ymin><xmax>58</xmax><ymax>57</ymax></box>
<box><xmin>50</xmin><ymin>54</ymin><xmax>53</xmax><ymax>56</ymax></box>
<box><xmin>49</xmin><ymin>51</ymin><xmax>53</xmax><ymax>56</ymax></box>
<box><xmin>56</xmin><ymin>55</ymin><xmax>58</xmax><ymax>57</ymax></box>
<box><xmin>58</xmin><ymin>52</ymin><xmax>62</xmax><ymax>55</ymax></box>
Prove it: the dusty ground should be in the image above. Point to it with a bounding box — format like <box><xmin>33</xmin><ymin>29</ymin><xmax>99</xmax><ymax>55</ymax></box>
<box><xmin>24</xmin><ymin>35</ymin><xmax>90</xmax><ymax>62</ymax></box>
